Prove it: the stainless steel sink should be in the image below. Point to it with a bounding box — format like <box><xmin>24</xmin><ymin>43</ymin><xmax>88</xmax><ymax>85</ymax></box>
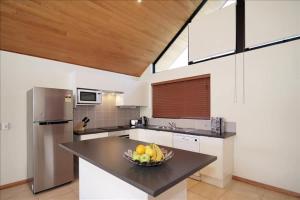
<box><xmin>153</xmin><ymin>126</ymin><xmax>184</xmax><ymax>131</ymax></box>
<box><xmin>156</xmin><ymin>126</ymin><xmax>169</xmax><ymax>129</ymax></box>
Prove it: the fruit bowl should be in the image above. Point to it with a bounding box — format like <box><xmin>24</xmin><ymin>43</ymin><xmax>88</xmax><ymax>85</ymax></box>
<box><xmin>123</xmin><ymin>144</ymin><xmax>174</xmax><ymax>167</ymax></box>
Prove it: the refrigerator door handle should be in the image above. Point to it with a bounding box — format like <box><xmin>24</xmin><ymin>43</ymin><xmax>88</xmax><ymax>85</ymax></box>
<box><xmin>38</xmin><ymin>120</ymin><xmax>72</xmax><ymax>125</ymax></box>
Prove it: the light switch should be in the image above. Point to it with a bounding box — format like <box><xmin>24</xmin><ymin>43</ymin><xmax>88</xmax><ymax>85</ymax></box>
<box><xmin>1</xmin><ymin>122</ymin><xmax>10</xmax><ymax>130</ymax></box>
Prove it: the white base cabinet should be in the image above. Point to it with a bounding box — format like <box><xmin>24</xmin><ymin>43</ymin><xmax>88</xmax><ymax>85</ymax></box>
<box><xmin>128</xmin><ymin>129</ymin><xmax>173</xmax><ymax>147</ymax></box>
<box><xmin>79</xmin><ymin>158</ymin><xmax>187</xmax><ymax>200</ymax></box>
<box><xmin>199</xmin><ymin>136</ymin><xmax>234</xmax><ymax>188</ymax></box>
<box><xmin>127</xmin><ymin>129</ymin><xmax>139</xmax><ymax>141</ymax></box>
<box><xmin>128</xmin><ymin>128</ymin><xmax>234</xmax><ymax>188</ymax></box>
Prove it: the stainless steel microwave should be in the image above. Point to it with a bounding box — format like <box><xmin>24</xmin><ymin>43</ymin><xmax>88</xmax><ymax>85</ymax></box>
<box><xmin>77</xmin><ymin>88</ymin><xmax>102</xmax><ymax>104</ymax></box>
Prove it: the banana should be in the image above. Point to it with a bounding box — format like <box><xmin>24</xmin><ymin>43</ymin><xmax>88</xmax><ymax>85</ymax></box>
<box><xmin>153</xmin><ymin>144</ymin><xmax>164</xmax><ymax>162</ymax></box>
<box><xmin>150</xmin><ymin>144</ymin><xmax>157</xmax><ymax>161</ymax></box>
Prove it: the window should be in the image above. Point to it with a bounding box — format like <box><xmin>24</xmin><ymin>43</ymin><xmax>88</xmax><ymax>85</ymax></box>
<box><xmin>189</xmin><ymin>2</ymin><xmax>236</xmax><ymax>62</ymax></box>
<box><xmin>155</xmin><ymin>27</ymin><xmax>189</xmax><ymax>72</ymax></box>
<box><xmin>153</xmin><ymin>0</ymin><xmax>237</xmax><ymax>73</ymax></box>
<box><xmin>152</xmin><ymin>75</ymin><xmax>210</xmax><ymax>119</ymax></box>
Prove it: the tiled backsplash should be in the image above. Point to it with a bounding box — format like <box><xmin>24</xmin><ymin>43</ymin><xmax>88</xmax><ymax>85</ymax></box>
<box><xmin>74</xmin><ymin>94</ymin><xmax>140</xmax><ymax>129</ymax></box>
<box><xmin>149</xmin><ymin>118</ymin><xmax>236</xmax><ymax>132</ymax></box>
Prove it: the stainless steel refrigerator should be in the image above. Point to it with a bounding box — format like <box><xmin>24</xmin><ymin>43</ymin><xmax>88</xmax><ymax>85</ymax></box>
<box><xmin>27</xmin><ymin>87</ymin><xmax>74</xmax><ymax>193</ymax></box>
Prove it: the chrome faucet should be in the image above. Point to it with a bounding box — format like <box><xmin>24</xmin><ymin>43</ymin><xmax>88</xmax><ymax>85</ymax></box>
<box><xmin>168</xmin><ymin>122</ymin><xmax>176</xmax><ymax>129</ymax></box>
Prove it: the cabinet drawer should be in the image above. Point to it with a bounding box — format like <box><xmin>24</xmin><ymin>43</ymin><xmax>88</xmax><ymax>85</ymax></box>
<box><xmin>108</xmin><ymin>131</ymin><xmax>125</xmax><ymax>137</ymax></box>
<box><xmin>80</xmin><ymin>132</ymin><xmax>108</xmax><ymax>141</ymax></box>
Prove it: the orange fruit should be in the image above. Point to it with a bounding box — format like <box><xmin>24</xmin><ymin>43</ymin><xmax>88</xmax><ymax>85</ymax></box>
<box><xmin>135</xmin><ymin>144</ymin><xmax>146</xmax><ymax>155</ymax></box>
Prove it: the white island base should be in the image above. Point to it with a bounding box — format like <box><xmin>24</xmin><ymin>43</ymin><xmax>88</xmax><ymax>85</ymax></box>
<box><xmin>79</xmin><ymin>158</ymin><xmax>187</xmax><ymax>200</ymax></box>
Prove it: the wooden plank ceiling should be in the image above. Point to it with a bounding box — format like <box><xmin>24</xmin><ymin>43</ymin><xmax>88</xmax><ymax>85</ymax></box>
<box><xmin>0</xmin><ymin>0</ymin><xmax>202</xmax><ymax>76</ymax></box>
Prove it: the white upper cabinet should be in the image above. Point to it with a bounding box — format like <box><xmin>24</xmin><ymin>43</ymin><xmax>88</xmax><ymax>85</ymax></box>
<box><xmin>245</xmin><ymin>0</ymin><xmax>300</xmax><ymax>48</ymax></box>
<box><xmin>71</xmin><ymin>69</ymin><xmax>148</xmax><ymax>107</ymax></box>
<box><xmin>189</xmin><ymin>3</ymin><xmax>236</xmax><ymax>61</ymax></box>
<box><xmin>115</xmin><ymin>81</ymin><xmax>148</xmax><ymax>107</ymax></box>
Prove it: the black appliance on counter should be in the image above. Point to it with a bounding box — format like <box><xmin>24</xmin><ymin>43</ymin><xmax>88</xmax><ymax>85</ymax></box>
<box><xmin>138</xmin><ymin>116</ymin><xmax>148</xmax><ymax>126</ymax></box>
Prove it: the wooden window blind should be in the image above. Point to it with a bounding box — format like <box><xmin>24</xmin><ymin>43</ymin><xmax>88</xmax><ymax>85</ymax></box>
<box><xmin>152</xmin><ymin>75</ymin><xmax>210</xmax><ymax>119</ymax></box>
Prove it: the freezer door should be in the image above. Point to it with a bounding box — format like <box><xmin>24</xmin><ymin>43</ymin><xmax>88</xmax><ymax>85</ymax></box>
<box><xmin>33</xmin><ymin>87</ymin><xmax>73</xmax><ymax>122</ymax></box>
<box><xmin>33</xmin><ymin>121</ymin><xmax>74</xmax><ymax>193</ymax></box>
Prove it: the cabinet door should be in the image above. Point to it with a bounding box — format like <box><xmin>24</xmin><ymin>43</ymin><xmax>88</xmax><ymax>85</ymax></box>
<box><xmin>80</xmin><ymin>132</ymin><xmax>108</xmax><ymax>141</ymax></box>
<box><xmin>115</xmin><ymin>82</ymin><xmax>148</xmax><ymax>106</ymax></box>
<box><xmin>141</xmin><ymin>130</ymin><xmax>156</xmax><ymax>143</ymax></box>
<box><xmin>133</xmin><ymin>129</ymin><xmax>151</xmax><ymax>143</ymax></box>
<box><xmin>154</xmin><ymin>131</ymin><xmax>173</xmax><ymax>147</ymax></box>
<box><xmin>128</xmin><ymin>129</ymin><xmax>139</xmax><ymax>140</ymax></box>
<box><xmin>199</xmin><ymin>136</ymin><xmax>223</xmax><ymax>179</ymax></box>
<box><xmin>128</xmin><ymin>129</ymin><xmax>150</xmax><ymax>142</ymax></box>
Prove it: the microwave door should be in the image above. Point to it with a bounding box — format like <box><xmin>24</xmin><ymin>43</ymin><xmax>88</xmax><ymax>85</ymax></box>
<box><xmin>79</xmin><ymin>91</ymin><xmax>97</xmax><ymax>103</ymax></box>
<box><xmin>77</xmin><ymin>89</ymin><xmax>101</xmax><ymax>104</ymax></box>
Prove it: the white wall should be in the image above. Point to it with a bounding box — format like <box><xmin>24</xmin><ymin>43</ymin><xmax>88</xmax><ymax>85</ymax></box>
<box><xmin>0</xmin><ymin>51</ymin><xmax>141</xmax><ymax>185</ymax></box>
<box><xmin>140</xmin><ymin>41</ymin><xmax>300</xmax><ymax>193</ymax></box>
<box><xmin>237</xmin><ymin>41</ymin><xmax>300</xmax><ymax>193</ymax></box>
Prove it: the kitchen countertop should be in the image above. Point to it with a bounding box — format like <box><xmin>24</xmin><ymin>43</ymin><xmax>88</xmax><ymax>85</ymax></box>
<box><xmin>60</xmin><ymin>137</ymin><xmax>217</xmax><ymax>197</ymax></box>
<box><xmin>74</xmin><ymin>125</ymin><xmax>236</xmax><ymax>139</ymax></box>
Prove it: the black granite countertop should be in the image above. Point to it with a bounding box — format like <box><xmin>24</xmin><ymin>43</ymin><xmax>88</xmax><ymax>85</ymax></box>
<box><xmin>73</xmin><ymin>127</ymin><xmax>111</xmax><ymax>135</ymax></box>
<box><xmin>60</xmin><ymin>137</ymin><xmax>216</xmax><ymax>197</ymax></box>
<box><xmin>74</xmin><ymin>125</ymin><xmax>236</xmax><ymax>139</ymax></box>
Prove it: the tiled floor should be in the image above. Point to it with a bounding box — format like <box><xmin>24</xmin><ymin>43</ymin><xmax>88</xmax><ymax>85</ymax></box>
<box><xmin>0</xmin><ymin>178</ymin><xmax>299</xmax><ymax>200</ymax></box>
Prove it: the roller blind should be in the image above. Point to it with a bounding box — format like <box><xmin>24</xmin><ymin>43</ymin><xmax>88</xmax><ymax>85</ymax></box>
<box><xmin>245</xmin><ymin>0</ymin><xmax>300</xmax><ymax>48</ymax></box>
<box><xmin>152</xmin><ymin>75</ymin><xmax>210</xmax><ymax>119</ymax></box>
<box><xmin>189</xmin><ymin>4</ymin><xmax>236</xmax><ymax>61</ymax></box>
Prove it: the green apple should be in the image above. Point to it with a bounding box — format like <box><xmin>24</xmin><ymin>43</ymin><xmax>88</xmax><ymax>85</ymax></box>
<box><xmin>139</xmin><ymin>154</ymin><xmax>150</xmax><ymax>163</ymax></box>
<box><xmin>132</xmin><ymin>151</ymin><xmax>140</xmax><ymax>161</ymax></box>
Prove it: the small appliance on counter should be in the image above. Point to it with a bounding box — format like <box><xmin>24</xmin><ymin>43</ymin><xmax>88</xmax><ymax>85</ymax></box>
<box><xmin>211</xmin><ymin>117</ymin><xmax>225</xmax><ymax>134</ymax></box>
<box><xmin>130</xmin><ymin>119</ymin><xmax>138</xmax><ymax>127</ymax></box>
<box><xmin>138</xmin><ymin>116</ymin><xmax>148</xmax><ymax>126</ymax></box>
<box><xmin>75</xmin><ymin>117</ymin><xmax>90</xmax><ymax>131</ymax></box>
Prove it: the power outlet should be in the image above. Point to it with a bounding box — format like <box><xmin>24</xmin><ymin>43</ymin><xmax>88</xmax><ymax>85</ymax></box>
<box><xmin>1</xmin><ymin>122</ymin><xmax>10</xmax><ymax>130</ymax></box>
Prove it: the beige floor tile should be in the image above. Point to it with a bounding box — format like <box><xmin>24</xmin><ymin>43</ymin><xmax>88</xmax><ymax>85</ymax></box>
<box><xmin>219</xmin><ymin>190</ymin><xmax>261</xmax><ymax>200</ymax></box>
<box><xmin>36</xmin><ymin>183</ymin><xmax>74</xmax><ymax>200</ymax></box>
<box><xmin>1</xmin><ymin>178</ymin><xmax>298</xmax><ymax>200</ymax></box>
<box><xmin>44</xmin><ymin>190</ymin><xmax>78</xmax><ymax>200</ymax></box>
<box><xmin>0</xmin><ymin>184</ymin><xmax>37</xmax><ymax>200</ymax></box>
<box><xmin>189</xmin><ymin>181</ymin><xmax>227</xmax><ymax>200</ymax></box>
<box><xmin>187</xmin><ymin>178</ymin><xmax>200</xmax><ymax>189</ymax></box>
<box><xmin>287</xmin><ymin>196</ymin><xmax>300</xmax><ymax>200</ymax></box>
<box><xmin>261</xmin><ymin>189</ymin><xmax>295</xmax><ymax>200</ymax></box>
<box><xmin>188</xmin><ymin>191</ymin><xmax>210</xmax><ymax>200</ymax></box>
<box><xmin>227</xmin><ymin>180</ymin><xmax>265</xmax><ymax>196</ymax></box>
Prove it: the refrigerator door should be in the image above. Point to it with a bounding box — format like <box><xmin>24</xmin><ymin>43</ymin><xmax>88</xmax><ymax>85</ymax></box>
<box><xmin>33</xmin><ymin>87</ymin><xmax>73</xmax><ymax>122</ymax></box>
<box><xmin>33</xmin><ymin>121</ymin><xmax>74</xmax><ymax>193</ymax></box>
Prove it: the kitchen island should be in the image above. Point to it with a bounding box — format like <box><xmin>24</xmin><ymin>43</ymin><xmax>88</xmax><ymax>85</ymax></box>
<box><xmin>61</xmin><ymin>137</ymin><xmax>216</xmax><ymax>200</ymax></box>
